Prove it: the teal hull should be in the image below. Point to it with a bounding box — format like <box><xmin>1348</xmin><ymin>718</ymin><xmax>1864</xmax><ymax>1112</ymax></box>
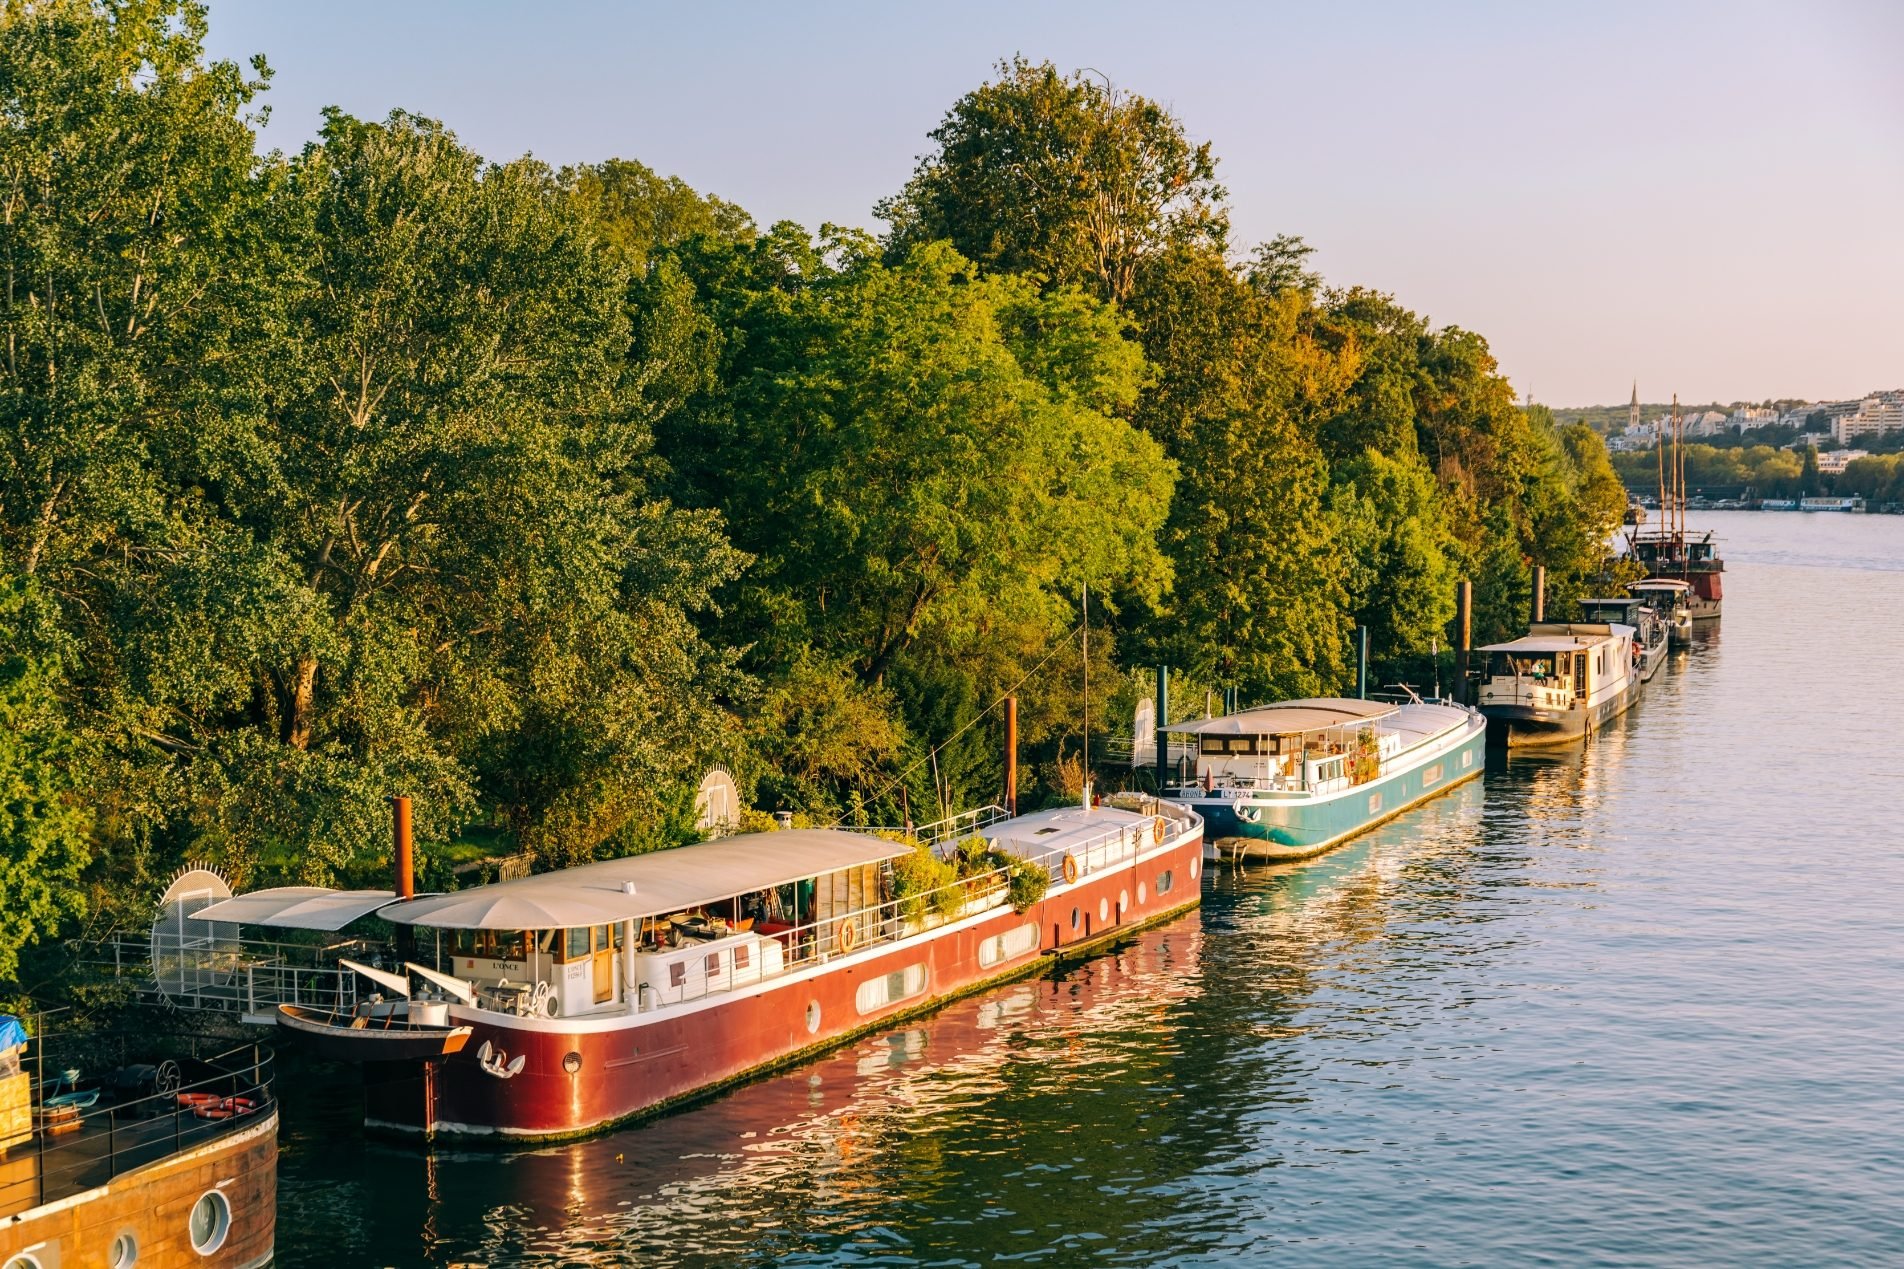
<box><xmin>1179</xmin><ymin>723</ymin><xmax>1488</xmax><ymax>862</ymax></box>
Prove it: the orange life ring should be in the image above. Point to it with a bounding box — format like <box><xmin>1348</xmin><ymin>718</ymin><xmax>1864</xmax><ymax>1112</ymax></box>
<box><xmin>836</xmin><ymin>919</ymin><xmax>857</xmax><ymax>954</ymax></box>
<box><xmin>1151</xmin><ymin>815</ymin><xmax>1168</xmax><ymax>845</ymax></box>
<box><xmin>1062</xmin><ymin>853</ymin><xmax>1081</xmax><ymax>885</ymax></box>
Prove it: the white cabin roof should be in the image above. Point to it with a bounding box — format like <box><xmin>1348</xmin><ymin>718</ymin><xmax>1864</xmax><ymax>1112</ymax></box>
<box><xmin>1480</xmin><ymin>623</ymin><xmax>1633</xmax><ymax>654</ymax></box>
<box><xmin>381</xmin><ymin>829</ymin><xmax>910</xmax><ymax>930</ymax></box>
<box><xmin>1629</xmin><ymin>579</ymin><xmax>1692</xmax><ymax>592</ymax></box>
<box><xmin>1162</xmin><ymin>697</ymin><xmax>1399</xmax><ymax>737</ymax></box>
<box><xmin>189</xmin><ymin>887</ymin><xmax>399</xmax><ymax>931</ymax></box>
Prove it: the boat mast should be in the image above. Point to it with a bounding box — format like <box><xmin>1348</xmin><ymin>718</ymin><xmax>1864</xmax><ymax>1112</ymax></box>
<box><xmin>1655</xmin><ymin>396</ymin><xmax>1668</xmax><ymax>545</ymax></box>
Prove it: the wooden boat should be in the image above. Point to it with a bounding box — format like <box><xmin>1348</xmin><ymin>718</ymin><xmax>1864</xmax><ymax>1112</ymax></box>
<box><xmin>1</xmin><ymin>1030</ymin><xmax>277</xmax><ymax>1268</ymax></box>
<box><xmin>1157</xmin><ymin>697</ymin><xmax>1488</xmax><ymax>864</ymax></box>
<box><xmin>275</xmin><ymin>1004</ymin><xmax>473</xmax><ymax>1063</ymax></box>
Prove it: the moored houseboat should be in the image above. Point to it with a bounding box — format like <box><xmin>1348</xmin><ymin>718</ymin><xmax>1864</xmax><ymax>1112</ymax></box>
<box><xmin>1476</xmin><ymin>620</ymin><xmax>1645</xmax><ymax>746</ymax></box>
<box><xmin>1627</xmin><ymin>527</ymin><xmax>1723</xmax><ymax>621</ymax></box>
<box><xmin>197</xmin><ymin>800</ymin><xmax>1202</xmax><ymax>1142</ymax></box>
<box><xmin>1579</xmin><ymin>597</ymin><xmax>1669</xmax><ymax>682</ymax></box>
<box><xmin>1155</xmin><ymin>697</ymin><xmax>1488</xmax><ymax>863</ymax></box>
<box><xmin>1628</xmin><ymin>578</ymin><xmax>1694</xmax><ymax>648</ymax></box>
<box><xmin>0</xmin><ymin>1023</ymin><xmax>276</xmax><ymax>1269</ymax></box>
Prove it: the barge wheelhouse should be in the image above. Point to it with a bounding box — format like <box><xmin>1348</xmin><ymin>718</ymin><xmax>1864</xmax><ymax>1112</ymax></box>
<box><xmin>1156</xmin><ymin>697</ymin><xmax>1488</xmax><ymax>864</ymax></box>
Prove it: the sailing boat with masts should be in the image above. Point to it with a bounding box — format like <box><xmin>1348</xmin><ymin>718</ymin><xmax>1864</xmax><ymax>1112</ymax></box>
<box><xmin>1626</xmin><ymin>394</ymin><xmax>1724</xmax><ymax>621</ymax></box>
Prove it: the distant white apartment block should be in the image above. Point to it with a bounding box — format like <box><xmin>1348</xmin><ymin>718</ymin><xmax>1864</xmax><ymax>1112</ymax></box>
<box><xmin>1817</xmin><ymin>449</ymin><xmax>1869</xmax><ymax>475</ymax></box>
<box><xmin>1834</xmin><ymin>395</ymin><xmax>1904</xmax><ymax>444</ymax></box>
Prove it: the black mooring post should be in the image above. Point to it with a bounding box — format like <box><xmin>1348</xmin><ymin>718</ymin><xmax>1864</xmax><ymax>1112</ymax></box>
<box><xmin>1154</xmin><ymin>665</ymin><xmax>1170</xmax><ymax>791</ymax></box>
<box><xmin>1357</xmin><ymin>626</ymin><xmax>1369</xmax><ymax>699</ymax></box>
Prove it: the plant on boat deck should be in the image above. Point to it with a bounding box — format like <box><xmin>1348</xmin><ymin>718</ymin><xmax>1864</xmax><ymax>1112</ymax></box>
<box><xmin>1004</xmin><ymin>857</ymin><xmax>1051</xmax><ymax>913</ymax></box>
<box><xmin>890</xmin><ymin>844</ymin><xmax>962</xmax><ymax>923</ymax></box>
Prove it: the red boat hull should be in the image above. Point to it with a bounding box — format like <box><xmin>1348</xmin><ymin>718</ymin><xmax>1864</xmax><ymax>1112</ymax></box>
<box><xmin>364</xmin><ymin>828</ymin><xmax>1205</xmax><ymax>1141</ymax></box>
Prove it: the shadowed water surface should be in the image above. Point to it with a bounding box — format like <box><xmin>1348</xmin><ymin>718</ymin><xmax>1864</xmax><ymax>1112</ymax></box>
<box><xmin>275</xmin><ymin>511</ymin><xmax>1904</xmax><ymax>1266</ymax></box>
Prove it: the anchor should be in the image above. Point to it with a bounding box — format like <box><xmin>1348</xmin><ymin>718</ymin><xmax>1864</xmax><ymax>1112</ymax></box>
<box><xmin>475</xmin><ymin>1040</ymin><xmax>527</xmax><ymax>1080</ymax></box>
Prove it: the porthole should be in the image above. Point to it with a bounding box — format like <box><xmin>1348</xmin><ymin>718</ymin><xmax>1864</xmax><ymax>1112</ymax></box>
<box><xmin>1119</xmin><ymin>889</ymin><xmax>1129</xmax><ymax>914</ymax></box>
<box><xmin>805</xmin><ymin>1000</ymin><xmax>821</xmax><ymax>1034</ymax></box>
<box><xmin>1191</xmin><ymin>856</ymin><xmax>1201</xmax><ymax>880</ymax></box>
<box><xmin>110</xmin><ymin>1233</ymin><xmax>139</xmax><ymax>1269</ymax></box>
<box><xmin>1070</xmin><ymin>906</ymin><xmax>1081</xmax><ymax>931</ymax></box>
<box><xmin>1098</xmin><ymin>897</ymin><xmax>1109</xmax><ymax>923</ymax></box>
<box><xmin>562</xmin><ymin>1051</ymin><xmax>582</xmax><ymax>1074</ymax></box>
<box><xmin>5</xmin><ymin>1254</ymin><xmax>45</xmax><ymax>1269</ymax></box>
<box><xmin>1137</xmin><ymin>882</ymin><xmax>1147</xmax><ymax>905</ymax></box>
<box><xmin>189</xmin><ymin>1189</ymin><xmax>232</xmax><ymax>1255</ymax></box>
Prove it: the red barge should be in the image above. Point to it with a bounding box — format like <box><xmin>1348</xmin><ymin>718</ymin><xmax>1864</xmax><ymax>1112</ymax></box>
<box><xmin>199</xmin><ymin>799</ymin><xmax>1204</xmax><ymax>1142</ymax></box>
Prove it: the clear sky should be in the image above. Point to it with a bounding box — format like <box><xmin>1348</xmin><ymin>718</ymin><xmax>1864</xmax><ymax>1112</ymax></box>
<box><xmin>202</xmin><ymin>0</ymin><xmax>1902</xmax><ymax>408</ymax></box>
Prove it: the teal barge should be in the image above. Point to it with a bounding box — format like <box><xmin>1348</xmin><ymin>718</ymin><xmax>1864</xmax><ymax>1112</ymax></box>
<box><xmin>1158</xmin><ymin>697</ymin><xmax>1488</xmax><ymax>864</ymax></box>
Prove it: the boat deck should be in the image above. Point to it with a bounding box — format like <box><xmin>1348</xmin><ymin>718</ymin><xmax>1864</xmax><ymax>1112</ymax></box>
<box><xmin>0</xmin><ymin>1044</ymin><xmax>275</xmax><ymax>1220</ymax></box>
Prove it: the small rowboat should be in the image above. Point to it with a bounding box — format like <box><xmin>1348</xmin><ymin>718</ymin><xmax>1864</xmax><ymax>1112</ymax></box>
<box><xmin>275</xmin><ymin>1003</ymin><xmax>473</xmax><ymax>1063</ymax></box>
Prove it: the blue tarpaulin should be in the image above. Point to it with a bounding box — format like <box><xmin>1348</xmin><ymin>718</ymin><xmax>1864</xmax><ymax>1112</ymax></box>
<box><xmin>0</xmin><ymin>1015</ymin><xmax>25</xmax><ymax>1053</ymax></box>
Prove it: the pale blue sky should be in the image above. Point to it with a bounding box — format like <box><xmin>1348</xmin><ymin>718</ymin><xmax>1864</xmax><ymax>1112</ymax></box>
<box><xmin>203</xmin><ymin>1</ymin><xmax>1902</xmax><ymax>407</ymax></box>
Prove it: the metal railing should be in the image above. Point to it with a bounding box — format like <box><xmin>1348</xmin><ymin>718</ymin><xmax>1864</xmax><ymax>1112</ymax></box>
<box><xmin>75</xmin><ymin>932</ymin><xmax>370</xmax><ymax>1017</ymax></box>
<box><xmin>1</xmin><ymin>1042</ymin><xmax>275</xmax><ymax>1219</ymax></box>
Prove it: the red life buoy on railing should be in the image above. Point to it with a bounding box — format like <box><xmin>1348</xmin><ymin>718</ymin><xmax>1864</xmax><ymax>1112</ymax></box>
<box><xmin>1151</xmin><ymin>815</ymin><xmax>1168</xmax><ymax>845</ymax></box>
<box><xmin>836</xmin><ymin>919</ymin><xmax>857</xmax><ymax>954</ymax></box>
<box><xmin>1062</xmin><ymin>853</ymin><xmax>1081</xmax><ymax>885</ymax></box>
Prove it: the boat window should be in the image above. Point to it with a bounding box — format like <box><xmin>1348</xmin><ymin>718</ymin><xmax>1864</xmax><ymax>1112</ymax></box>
<box><xmin>565</xmin><ymin>927</ymin><xmax>590</xmax><ymax>960</ymax></box>
<box><xmin>189</xmin><ymin>1189</ymin><xmax>232</xmax><ymax>1254</ymax></box>
<box><xmin>669</xmin><ymin>962</ymin><xmax>686</xmax><ymax>988</ymax></box>
<box><xmin>1157</xmin><ymin>870</ymin><xmax>1173</xmax><ymax>895</ymax></box>
<box><xmin>109</xmin><ymin>1233</ymin><xmax>138</xmax><ymax>1269</ymax></box>
<box><xmin>734</xmin><ymin>943</ymin><xmax>750</xmax><ymax>971</ymax></box>
<box><xmin>705</xmin><ymin>953</ymin><xmax>722</xmax><ymax>976</ymax></box>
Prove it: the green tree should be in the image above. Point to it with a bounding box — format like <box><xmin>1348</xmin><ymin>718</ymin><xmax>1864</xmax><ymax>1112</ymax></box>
<box><xmin>0</xmin><ymin>567</ymin><xmax>89</xmax><ymax>983</ymax></box>
<box><xmin>561</xmin><ymin>156</ymin><xmax>755</xmax><ymax>274</ymax></box>
<box><xmin>879</xmin><ymin>57</ymin><xmax>1226</xmax><ymax>303</ymax></box>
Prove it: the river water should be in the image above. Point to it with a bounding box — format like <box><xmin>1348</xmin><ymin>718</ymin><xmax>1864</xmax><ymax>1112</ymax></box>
<box><xmin>275</xmin><ymin>511</ymin><xmax>1904</xmax><ymax>1267</ymax></box>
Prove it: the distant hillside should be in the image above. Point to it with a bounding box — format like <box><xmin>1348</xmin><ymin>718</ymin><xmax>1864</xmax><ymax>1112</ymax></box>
<box><xmin>1552</xmin><ymin>399</ymin><xmax>1811</xmax><ymax>434</ymax></box>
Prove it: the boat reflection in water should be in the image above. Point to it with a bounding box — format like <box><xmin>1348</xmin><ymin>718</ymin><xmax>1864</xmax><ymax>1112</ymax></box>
<box><xmin>284</xmin><ymin>916</ymin><xmax>1210</xmax><ymax>1265</ymax></box>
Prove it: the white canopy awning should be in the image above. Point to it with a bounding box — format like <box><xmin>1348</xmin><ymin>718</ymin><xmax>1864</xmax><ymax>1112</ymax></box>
<box><xmin>188</xmin><ymin>887</ymin><xmax>399</xmax><ymax>932</ymax></box>
<box><xmin>1162</xmin><ymin>697</ymin><xmax>1399</xmax><ymax>737</ymax></box>
<box><xmin>381</xmin><ymin>829</ymin><xmax>911</xmax><ymax>931</ymax></box>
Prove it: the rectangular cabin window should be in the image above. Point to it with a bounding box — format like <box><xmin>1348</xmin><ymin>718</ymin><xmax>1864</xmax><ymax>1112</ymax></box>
<box><xmin>669</xmin><ymin>961</ymin><xmax>686</xmax><ymax>988</ymax></box>
<box><xmin>734</xmin><ymin>944</ymin><xmax>750</xmax><ymax>970</ymax></box>
<box><xmin>565</xmin><ymin>927</ymin><xmax>590</xmax><ymax>961</ymax></box>
<box><xmin>705</xmin><ymin>953</ymin><xmax>722</xmax><ymax>977</ymax></box>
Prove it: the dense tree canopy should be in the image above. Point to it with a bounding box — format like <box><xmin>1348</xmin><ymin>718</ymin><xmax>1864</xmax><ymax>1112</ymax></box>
<box><xmin>0</xmin><ymin>16</ymin><xmax>1626</xmax><ymax>985</ymax></box>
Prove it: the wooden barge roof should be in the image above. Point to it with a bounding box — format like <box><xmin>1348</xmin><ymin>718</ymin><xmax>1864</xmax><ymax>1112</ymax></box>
<box><xmin>1161</xmin><ymin>697</ymin><xmax>1400</xmax><ymax>737</ymax></box>
<box><xmin>380</xmin><ymin>829</ymin><xmax>912</xmax><ymax>931</ymax></box>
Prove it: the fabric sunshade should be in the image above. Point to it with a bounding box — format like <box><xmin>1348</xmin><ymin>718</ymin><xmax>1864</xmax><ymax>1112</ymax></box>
<box><xmin>381</xmin><ymin>829</ymin><xmax>911</xmax><ymax>931</ymax></box>
<box><xmin>188</xmin><ymin>887</ymin><xmax>399</xmax><ymax>931</ymax></box>
<box><xmin>1162</xmin><ymin>697</ymin><xmax>1400</xmax><ymax>737</ymax></box>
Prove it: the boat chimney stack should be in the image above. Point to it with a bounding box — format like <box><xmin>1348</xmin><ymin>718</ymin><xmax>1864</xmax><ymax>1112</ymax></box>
<box><xmin>392</xmin><ymin>794</ymin><xmax>415</xmax><ymax>899</ymax></box>
<box><xmin>1357</xmin><ymin>626</ymin><xmax>1369</xmax><ymax>699</ymax></box>
<box><xmin>1531</xmin><ymin>565</ymin><xmax>1546</xmax><ymax>624</ymax></box>
<box><xmin>1455</xmin><ymin>580</ymin><xmax>1473</xmax><ymax>705</ymax></box>
<box><xmin>1154</xmin><ymin>665</ymin><xmax>1170</xmax><ymax>792</ymax></box>
<box><xmin>1004</xmin><ymin>695</ymin><xmax>1019</xmax><ymax>816</ymax></box>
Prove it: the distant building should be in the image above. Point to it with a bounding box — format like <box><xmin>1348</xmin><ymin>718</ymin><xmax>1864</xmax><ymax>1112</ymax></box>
<box><xmin>1728</xmin><ymin>406</ymin><xmax>1777</xmax><ymax>432</ymax></box>
<box><xmin>1817</xmin><ymin>449</ymin><xmax>1869</xmax><ymax>475</ymax></box>
<box><xmin>1834</xmin><ymin>395</ymin><xmax>1904</xmax><ymax>444</ymax></box>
